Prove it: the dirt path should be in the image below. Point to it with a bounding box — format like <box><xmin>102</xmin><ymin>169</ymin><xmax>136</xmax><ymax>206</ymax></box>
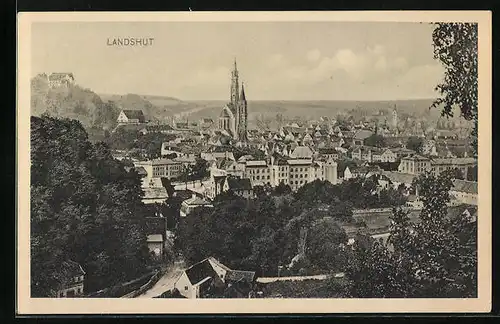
<box><xmin>136</xmin><ymin>261</ymin><xmax>185</xmax><ymax>298</ymax></box>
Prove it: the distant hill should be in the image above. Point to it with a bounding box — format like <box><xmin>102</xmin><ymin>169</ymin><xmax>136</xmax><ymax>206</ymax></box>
<box><xmin>31</xmin><ymin>74</ymin><xmax>119</xmax><ymax>130</ymax></box>
<box><xmin>175</xmin><ymin>99</ymin><xmax>442</xmax><ymax>129</ymax></box>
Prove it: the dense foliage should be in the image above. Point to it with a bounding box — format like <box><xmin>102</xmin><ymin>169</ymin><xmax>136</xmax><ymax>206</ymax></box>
<box><xmin>344</xmin><ymin>170</ymin><xmax>477</xmax><ymax>298</ymax></box>
<box><xmin>31</xmin><ymin>115</ymin><xmax>152</xmax><ymax>297</ymax></box>
<box><xmin>104</xmin><ymin>128</ymin><xmax>177</xmax><ymax>159</ymax></box>
<box><xmin>175</xmin><ymin>176</ymin><xmax>407</xmax><ymax>277</ymax></box>
<box><xmin>31</xmin><ymin>75</ymin><xmax>119</xmax><ymax>129</ymax></box>
<box><xmin>406</xmin><ymin>136</ymin><xmax>424</xmax><ymax>154</ymax></box>
<box><xmin>431</xmin><ymin>23</ymin><xmax>478</xmax><ymax>153</ymax></box>
<box><xmin>364</xmin><ymin>134</ymin><xmax>386</xmax><ymax>148</ymax></box>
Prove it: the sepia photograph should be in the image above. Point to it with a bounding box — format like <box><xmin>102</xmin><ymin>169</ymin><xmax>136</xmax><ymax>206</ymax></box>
<box><xmin>17</xmin><ymin>11</ymin><xmax>491</xmax><ymax>314</ymax></box>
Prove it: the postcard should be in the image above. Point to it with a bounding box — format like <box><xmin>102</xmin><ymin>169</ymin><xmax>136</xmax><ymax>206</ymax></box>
<box><xmin>17</xmin><ymin>11</ymin><xmax>491</xmax><ymax>314</ymax></box>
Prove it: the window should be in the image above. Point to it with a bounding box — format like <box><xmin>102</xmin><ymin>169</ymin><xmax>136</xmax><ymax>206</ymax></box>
<box><xmin>185</xmin><ymin>286</ymin><xmax>188</xmax><ymax>290</ymax></box>
<box><xmin>267</xmin><ymin>175</ymin><xmax>270</xmax><ymax>180</ymax></box>
<box><xmin>257</xmin><ymin>176</ymin><xmax>260</xmax><ymax>180</ymax></box>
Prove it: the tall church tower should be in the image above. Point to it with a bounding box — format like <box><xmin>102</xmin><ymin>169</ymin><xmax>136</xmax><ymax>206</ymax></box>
<box><xmin>238</xmin><ymin>83</ymin><xmax>248</xmax><ymax>142</ymax></box>
<box><xmin>230</xmin><ymin>59</ymin><xmax>240</xmax><ymax>106</ymax></box>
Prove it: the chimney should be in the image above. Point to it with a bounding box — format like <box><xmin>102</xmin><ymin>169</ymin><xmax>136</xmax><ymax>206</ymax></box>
<box><xmin>192</xmin><ymin>193</ymin><xmax>196</xmax><ymax>200</ymax></box>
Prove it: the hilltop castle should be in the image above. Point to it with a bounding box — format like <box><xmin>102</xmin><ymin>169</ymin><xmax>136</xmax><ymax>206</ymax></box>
<box><xmin>218</xmin><ymin>59</ymin><xmax>248</xmax><ymax>143</ymax></box>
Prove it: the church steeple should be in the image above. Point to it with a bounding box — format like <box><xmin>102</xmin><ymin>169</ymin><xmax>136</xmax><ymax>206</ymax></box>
<box><xmin>230</xmin><ymin>58</ymin><xmax>239</xmax><ymax>106</ymax></box>
<box><xmin>240</xmin><ymin>82</ymin><xmax>246</xmax><ymax>101</ymax></box>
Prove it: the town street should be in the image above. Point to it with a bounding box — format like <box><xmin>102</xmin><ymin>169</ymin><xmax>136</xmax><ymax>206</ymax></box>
<box><xmin>136</xmin><ymin>261</ymin><xmax>185</xmax><ymax>298</ymax></box>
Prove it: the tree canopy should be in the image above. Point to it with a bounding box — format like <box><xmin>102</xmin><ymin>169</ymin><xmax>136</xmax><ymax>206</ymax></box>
<box><xmin>431</xmin><ymin>23</ymin><xmax>478</xmax><ymax>152</ymax></box>
<box><xmin>343</xmin><ymin>170</ymin><xmax>477</xmax><ymax>298</ymax></box>
<box><xmin>31</xmin><ymin>115</ymin><xmax>153</xmax><ymax>296</ymax></box>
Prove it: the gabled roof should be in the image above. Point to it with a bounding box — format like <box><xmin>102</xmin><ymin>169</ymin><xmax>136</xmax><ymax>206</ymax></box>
<box><xmin>121</xmin><ymin>110</ymin><xmax>146</xmax><ymax>122</ymax></box>
<box><xmin>451</xmin><ymin>179</ymin><xmax>478</xmax><ymax>194</ymax></box>
<box><xmin>353</xmin><ymin>129</ymin><xmax>374</xmax><ymax>140</ymax></box>
<box><xmin>289</xmin><ymin>145</ymin><xmax>313</xmax><ymax>159</ymax></box>
<box><xmin>185</xmin><ymin>259</ymin><xmax>220</xmax><ymax>286</ymax></box>
<box><xmin>183</xmin><ymin>195</ymin><xmax>213</xmax><ymax>206</ymax></box>
<box><xmin>380</xmin><ymin>171</ymin><xmax>416</xmax><ymax>184</ymax></box>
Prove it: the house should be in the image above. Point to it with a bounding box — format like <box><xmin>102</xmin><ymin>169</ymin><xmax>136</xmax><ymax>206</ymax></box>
<box><xmin>48</xmin><ymin>72</ymin><xmax>75</xmax><ymax>88</ymax></box>
<box><xmin>55</xmin><ymin>260</ymin><xmax>85</xmax><ymax>298</ymax></box>
<box><xmin>373</xmin><ymin>148</ymin><xmax>397</xmax><ymax>163</ymax></box>
<box><xmin>180</xmin><ymin>194</ymin><xmax>214</xmax><ymax>217</ymax></box>
<box><xmin>245</xmin><ymin>160</ymin><xmax>272</xmax><ymax>187</ymax></box>
<box><xmin>147</xmin><ymin>234</ymin><xmax>164</xmax><ymax>259</ymax></box>
<box><xmin>450</xmin><ymin>179</ymin><xmax>478</xmax><ymax>205</ymax></box>
<box><xmin>134</xmin><ymin>158</ymin><xmax>184</xmax><ymax>181</ymax></box>
<box><xmin>173</xmin><ymin>257</ymin><xmax>256</xmax><ymax>299</ymax></box>
<box><xmin>390</xmin><ymin>147</ymin><xmax>416</xmax><ymax>159</ymax></box>
<box><xmin>398</xmin><ymin>154</ymin><xmax>431</xmax><ymax>175</ymax></box>
<box><xmin>139</xmin><ymin>124</ymin><xmax>175</xmax><ymax>135</ymax></box>
<box><xmin>317</xmin><ymin>147</ymin><xmax>339</xmax><ymax>160</ymax></box>
<box><xmin>226</xmin><ymin>177</ymin><xmax>253</xmax><ymax>198</ymax></box>
<box><xmin>379</xmin><ymin>171</ymin><xmax>416</xmax><ymax>192</ymax></box>
<box><xmin>344</xmin><ymin>165</ymin><xmax>381</xmax><ymax>180</ymax></box>
<box><xmin>117</xmin><ymin>109</ymin><xmax>146</xmax><ymax>124</ymax></box>
<box><xmin>430</xmin><ymin>157</ymin><xmax>477</xmax><ymax>179</ymax></box>
<box><xmin>350</xmin><ymin>146</ymin><xmax>373</xmax><ymax>162</ymax></box>
<box><xmin>289</xmin><ymin>145</ymin><xmax>314</xmax><ymax>159</ymax></box>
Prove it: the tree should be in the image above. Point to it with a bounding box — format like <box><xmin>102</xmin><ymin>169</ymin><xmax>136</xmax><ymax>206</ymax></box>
<box><xmin>431</xmin><ymin>23</ymin><xmax>478</xmax><ymax>153</ymax></box>
<box><xmin>406</xmin><ymin>136</ymin><xmax>424</xmax><ymax>153</ymax></box>
<box><xmin>343</xmin><ymin>170</ymin><xmax>477</xmax><ymax>298</ymax></box>
<box><xmin>31</xmin><ymin>116</ymin><xmax>152</xmax><ymax>296</ymax></box>
<box><xmin>306</xmin><ymin>220</ymin><xmax>348</xmax><ymax>272</ymax></box>
<box><xmin>363</xmin><ymin>134</ymin><xmax>386</xmax><ymax>148</ymax></box>
<box><xmin>274</xmin><ymin>182</ymin><xmax>292</xmax><ymax>195</ymax></box>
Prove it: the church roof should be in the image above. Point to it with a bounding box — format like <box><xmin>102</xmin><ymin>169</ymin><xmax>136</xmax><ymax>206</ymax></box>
<box><xmin>220</xmin><ymin>105</ymin><xmax>234</xmax><ymax>118</ymax></box>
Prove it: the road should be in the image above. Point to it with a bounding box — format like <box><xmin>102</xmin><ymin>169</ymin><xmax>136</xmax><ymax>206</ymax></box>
<box><xmin>136</xmin><ymin>261</ymin><xmax>185</xmax><ymax>298</ymax></box>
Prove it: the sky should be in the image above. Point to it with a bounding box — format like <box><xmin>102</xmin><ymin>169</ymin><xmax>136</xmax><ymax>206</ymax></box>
<box><xmin>31</xmin><ymin>21</ymin><xmax>445</xmax><ymax>101</ymax></box>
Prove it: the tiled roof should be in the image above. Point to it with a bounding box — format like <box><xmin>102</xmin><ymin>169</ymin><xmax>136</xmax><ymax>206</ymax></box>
<box><xmin>142</xmin><ymin>186</ymin><xmax>169</xmax><ymax>200</ymax></box>
<box><xmin>380</xmin><ymin>171</ymin><xmax>416</xmax><ymax>184</ymax></box>
<box><xmin>185</xmin><ymin>259</ymin><xmax>219</xmax><ymax>286</ymax></box>
<box><xmin>287</xmin><ymin>159</ymin><xmax>313</xmax><ymax>165</ymax></box>
<box><xmin>431</xmin><ymin>157</ymin><xmax>477</xmax><ymax>166</ymax></box>
<box><xmin>150</xmin><ymin>158</ymin><xmax>183</xmax><ymax>166</ymax></box>
<box><xmin>452</xmin><ymin>179</ymin><xmax>478</xmax><ymax>194</ymax></box>
<box><xmin>225</xmin><ymin>270</ymin><xmax>256</xmax><ymax>283</ymax></box>
<box><xmin>290</xmin><ymin>146</ymin><xmax>313</xmax><ymax>159</ymax></box>
<box><xmin>122</xmin><ymin>110</ymin><xmax>146</xmax><ymax>122</ymax></box>
<box><xmin>246</xmin><ymin>160</ymin><xmax>267</xmax><ymax>167</ymax></box>
<box><xmin>353</xmin><ymin>129</ymin><xmax>374</xmax><ymax>140</ymax></box>
<box><xmin>402</xmin><ymin>154</ymin><xmax>430</xmax><ymax>161</ymax></box>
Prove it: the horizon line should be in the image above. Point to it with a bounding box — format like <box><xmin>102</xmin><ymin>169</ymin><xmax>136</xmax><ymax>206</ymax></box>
<box><xmin>96</xmin><ymin>92</ymin><xmax>438</xmax><ymax>102</ymax></box>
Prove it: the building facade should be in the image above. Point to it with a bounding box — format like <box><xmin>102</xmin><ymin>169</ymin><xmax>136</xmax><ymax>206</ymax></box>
<box><xmin>398</xmin><ymin>154</ymin><xmax>431</xmax><ymax>175</ymax></box>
